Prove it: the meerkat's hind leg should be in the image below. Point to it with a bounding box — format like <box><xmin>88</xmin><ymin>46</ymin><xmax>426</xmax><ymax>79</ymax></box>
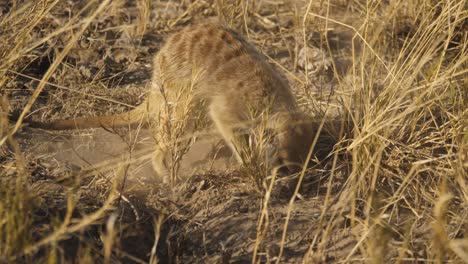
<box><xmin>149</xmin><ymin>91</ymin><xmax>206</xmax><ymax>183</ymax></box>
<box><xmin>151</xmin><ymin>147</ymin><xmax>170</xmax><ymax>183</ymax></box>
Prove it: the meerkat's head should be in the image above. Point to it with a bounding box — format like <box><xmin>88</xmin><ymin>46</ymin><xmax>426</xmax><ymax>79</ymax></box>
<box><xmin>268</xmin><ymin>114</ymin><xmax>315</xmax><ymax>175</ymax></box>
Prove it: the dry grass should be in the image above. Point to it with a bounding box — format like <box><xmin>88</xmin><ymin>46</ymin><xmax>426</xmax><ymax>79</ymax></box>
<box><xmin>1</xmin><ymin>0</ymin><xmax>467</xmax><ymax>263</ymax></box>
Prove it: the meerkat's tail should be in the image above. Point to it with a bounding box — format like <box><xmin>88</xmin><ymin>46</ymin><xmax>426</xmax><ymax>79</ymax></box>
<box><xmin>27</xmin><ymin>105</ymin><xmax>149</xmax><ymax>130</ymax></box>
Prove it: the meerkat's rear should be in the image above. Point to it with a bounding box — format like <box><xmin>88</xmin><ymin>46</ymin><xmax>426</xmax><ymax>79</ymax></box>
<box><xmin>28</xmin><ymin>23</ymin><xmax>315</xmax><ymax>181</ymax></box>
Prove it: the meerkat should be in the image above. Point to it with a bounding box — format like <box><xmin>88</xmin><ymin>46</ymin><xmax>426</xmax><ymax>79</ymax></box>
<box><xmin>28</xmin><ymin>23</ymin><xmax>316</xmax><ymax>180</ymax></box>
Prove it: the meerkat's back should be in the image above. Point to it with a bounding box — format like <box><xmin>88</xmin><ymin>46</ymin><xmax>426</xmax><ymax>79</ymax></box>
<box><xmin>29</xmin><ymin>23</ymin><xmax>301</xmax><ymax>131</ymax></box>
<box><xmin>154</xmin><ymin>23</ymin><xmax>299</xmax><ymax>119</ymax></box>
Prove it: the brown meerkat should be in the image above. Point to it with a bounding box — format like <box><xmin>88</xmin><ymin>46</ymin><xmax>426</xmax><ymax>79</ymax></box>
<box><xmin>28</xmin><ymin>23</ymin><xmax>316</xmax><ymax>180</ymax></box>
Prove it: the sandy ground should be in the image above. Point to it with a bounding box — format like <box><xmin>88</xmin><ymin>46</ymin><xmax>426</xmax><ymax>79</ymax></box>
<box><xmin>18</xmin><ymin>125</ymin><xmax>237</xmax><ymax>184</ymax></box>
<box><xmin>14</xmin><ymin>122</ymin><xmax>359</xmax><ymax>262</ymax></box>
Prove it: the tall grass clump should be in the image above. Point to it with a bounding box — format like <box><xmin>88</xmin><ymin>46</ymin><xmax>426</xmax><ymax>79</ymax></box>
<box><xmin>0</xmin><ymin>1</ymin><xmax>127</xmax><ymax>262</ymax></box>
<box><xmin>295</xmin><ymin>0</ymin><xmax>467</xmax><ymax>262</ymax></box>
<box><xmin>0</xmin><ymin>95</ymin><xmax>34</xmax><ymax>261</ymax></box>
<box><xmin>334</xmin><ymin>0</ymin><xmax>466</xmax><ymax>261</ymax></box>
<box><xmin>1</xmin><ymin>2</ymin><xmax>61</xmax><ymax>260</ymax></box>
